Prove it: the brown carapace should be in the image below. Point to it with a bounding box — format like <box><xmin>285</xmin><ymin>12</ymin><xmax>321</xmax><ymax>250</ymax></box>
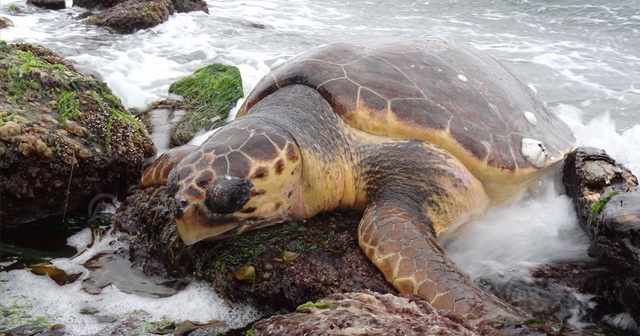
<box><xmin>139</xmin><ymin>38</ymin><xmax>575</xmax><ymax>321</ymax></box>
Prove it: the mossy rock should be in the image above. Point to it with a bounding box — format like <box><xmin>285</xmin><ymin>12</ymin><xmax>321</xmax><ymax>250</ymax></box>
<box><xmin>162</xmin><ymin>63</ymin><xmax>243</xmax><ymax>147</ymax></box>
<box><xmin>0</xmin><ymin>41</ymin><xmax>156</xmax><ymax>225</ymax></box>
<box><xmin>112</xmin><ymin>186</ymin><xmax>395</xmax><ymax>316</ymax></box>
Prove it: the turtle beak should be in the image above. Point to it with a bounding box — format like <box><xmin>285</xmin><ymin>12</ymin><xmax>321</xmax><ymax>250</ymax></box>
<box><xmin>173</xmin><ymin>196</ymin><xmax>245</xmax><ymax>245</ymax></box>
<box><xmin>174</xmin><ymin>207</ymin><xmax>242</xmax><ymax>245</ymax></box>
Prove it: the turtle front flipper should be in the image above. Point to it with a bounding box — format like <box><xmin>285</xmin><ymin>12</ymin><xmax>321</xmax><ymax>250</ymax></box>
<box><xmin>138</xmin><ymin>145</ymin><xmax>198</xmax><ymax>188</ymax></box>
<box><xmin>358</xmin><ymin>200</ymin><xmax>524</xmax><ymax>321</ymax></box>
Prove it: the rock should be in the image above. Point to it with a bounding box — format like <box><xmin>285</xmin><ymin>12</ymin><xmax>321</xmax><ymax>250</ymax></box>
<box><xmin>30</xmin><ymin>0</ymin><xmax>66</xmax><ymax>10</ymax></box>
<box><xmin>80</xmin><ymin>0</ymin><xmax>207</xmax><ymax>33</ymax></box>
<box><xmin>73</xmin><ymin>0</ymin><xmax>126</xmax><ymax>10</ymax></box>
<box><xmin>563</xmin><ymin>147</ymin><xmax>640</xmax><ymax>324</ymax></box>
<box><xmin>250</xmin><ymin>291</ymin><xmax>504</xmax><ymax>336</ymax></box>
<box><xmin>172</xmin><ymin>0</ymin><xmax>207</xmax><ymax>13</ymax></box>
<box><xmin>563</xmin><ymin>147</ymin><xmax>638</xmax><ymax>239</ymax></box>
<box><xmin>142</xmin><ymin>63</ymin><xmax>243</xmax><ymax>147</ymax></box>
<box><xmin>74</xmin><ymin>0</ymin><xmax>205</xmax><ymax>13</ymax></box>
<box><xmin>112</xmin><ymin>186</ymin><xmax>396</xmax><ymax>315</ymax></box>
<box><xmin>88</xmin><ymin>0</ymin><xmax>175</xmax><ymax>34</ymax></box>
<box><xmin>1</xmin><ymin>16</ymin><xmax>14</xmax><ymax>28</ymax></box>
<box><xmin>0</xmin><ymin>42</ymin><xmax>156</xmax><ymax>226</ymax></box>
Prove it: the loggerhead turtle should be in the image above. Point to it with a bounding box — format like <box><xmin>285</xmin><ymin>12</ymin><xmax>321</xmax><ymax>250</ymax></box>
<box><xmin>139</xmin><ymin>37</ymin><xmax>575</xmax><ymax>319</ymax></box>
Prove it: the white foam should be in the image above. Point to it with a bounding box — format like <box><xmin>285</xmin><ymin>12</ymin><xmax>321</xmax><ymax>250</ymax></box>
<box><xmin>444</xmin><ymin>170</ymin><xmax>592</xmax><ymax>280</ymax></box>
<box><xmin>603</xmin><ymin>312</ymin><xmax>640</xmax><ymax>333</ymax></box>
<box><xmin>555</xmin><ymin>104</ymin><xmax>640</xmax><ymax>176</ymax></box>
<box><xmin>1</xmin><ymin>230</ymin><xmax>261</xmax><ymax>335</ymax></box>
<box><xmin>0</xmin><ymin>270</ymin><xmax>260</xmax><ymax>335</ymax></box>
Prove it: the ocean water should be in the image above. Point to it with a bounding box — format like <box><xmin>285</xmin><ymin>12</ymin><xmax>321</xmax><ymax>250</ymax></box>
<box><xmin>1</xmin><ymin>0</ymin><xmax>640</xmax><ymax>334</ymax></box>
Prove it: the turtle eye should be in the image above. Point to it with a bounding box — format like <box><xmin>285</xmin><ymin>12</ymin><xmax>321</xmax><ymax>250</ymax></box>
<box><xmin>204</xmin><ymin>177</ymin><xmax>254</xmax><ymax>214</ymax></box>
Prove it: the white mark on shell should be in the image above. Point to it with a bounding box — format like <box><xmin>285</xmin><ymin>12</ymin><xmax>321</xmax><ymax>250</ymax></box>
<box><xmin>524</xmin><ymin>111</ymin><xmax>537</xmax><ymax>125</ymax></box>
<box><xmin>457</xmin><ymin>74</ymin><xmax>468</xmax><ymax>82</ymax></box>
<box><xmin>521</xmin><ymin>138</ymin><xmax>547</xmax><ymax>168</ymax></box>
<box><xmin>527</xmin><ymin>83</ymin><xmax>538</xmax><ymax>94</ymax></box>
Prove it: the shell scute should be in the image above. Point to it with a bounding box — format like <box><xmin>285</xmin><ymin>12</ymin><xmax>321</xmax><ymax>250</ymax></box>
<box><xmin>301</xmin><ymin>60</ymin><xmax>345</xmax><ymax>88</ymax></box>
<box><xmin>316</xmin><ymin>78</ymin><xmax>360</xmax><ymax>118</ymax></box>
<box><xmin>448</xmin><ymin>117</ymin><xmax>490</xmax><ymax>162</ymax></box>
<box><xmin>226</xmin><ymin>151</ymin><xmax>252</xmax><ymax>177</ymax></box>
<box><xmin>240</xmin><ymin>133</ymin><xmax>280</xmax><ymax>161</ymax></box>
<box><xmin>210</xmin><ymin>156</ymin><xmax>229</xmax><ymax>176</ymax></box>
<box><xmin>344</xmin><ymin>56</ymin><xmax>423</xmax><ymax>100</ymax></box>
<box><xmin>358</xmin><ymin>88</ymin><xmax>389</xmax><ymax>117</ymax></box>
<box><xmin>389</xmin><ymin>98</ymin><xmax>450</xmax><ymax>131</ymax></box>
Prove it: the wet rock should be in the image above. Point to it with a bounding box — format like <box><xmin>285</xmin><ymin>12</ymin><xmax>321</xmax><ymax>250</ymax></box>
<box><xmin>73</xmin><ymin>0</ymin><xmax>126</xmax><ymax>10</ymax></box>
<box><xmin>562</xmin><ymin>147</ymin><xmax>640</xmax><ymax>324</ymax></box>
<box><xmin>30</xmin><ymin>0</ymin><xmax>66</xmax><ymax>10</ymax></box>
<box><xmin>563</xmin><ymin>147</ymin><xmax>638</xmax><ymax>239</ymax></box>
<box><xmin>529</xmin><ymin>263</ymin><xmax>626</xmax><ymax>323</ymax></box>
<box><xmin>141</xmin><ymin>63</ymin><xmax>243</xmax><ymax>147</ymax></box>
<box><xmin>251</xmin><ymin>291</ymin><xmax>525</xmax><ymax>336</ymax></box>
<box><xmin>1</xmin><ymin>16</ymin><xmax>14</xmax><ymax>28</ymax></box>
<box><xmin>0</xmin><ymin>42</ymin><xmax>156</xmax><ymax>226</ymax></box>
<box><xmin>81</xmin><ymin>0</ymin><xmax>207</xmax><ymax>33</ymax></box>
<box><xmin>171</xmin><ymin>0</ymin><xmax>207</xmax><ymax>14</ymax></box>
<box><xmin>88</xmin><ymin>0</ymin><xmax>175</xmax><ymax>34</ymax></box>
<box><xmin>74</xmin><ymin>0</ymin><xmax>205</xmax><ymax>13</ymax></box>
<box><xmin>112</xmin><ymin>186</ymin><xmax>396</xmax><ymax>315</ymax></box>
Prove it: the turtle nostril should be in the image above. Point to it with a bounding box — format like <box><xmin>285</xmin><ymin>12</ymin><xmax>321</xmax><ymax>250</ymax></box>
<box><xmin>174</xmin><ymin>194</ymin><xmax>189</xmax><ymax>215</ymax></box>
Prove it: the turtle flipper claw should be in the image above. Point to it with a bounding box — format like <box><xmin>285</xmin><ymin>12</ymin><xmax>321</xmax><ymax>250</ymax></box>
<box><xmin>138</xmin><ymin>145</ymin><xmax>197</xmax><ymax>188</ymax></box>
<box><xmin>358</xmin><ymin>201</ymin><xmax>525</xmax><ymax>321</ymax></box>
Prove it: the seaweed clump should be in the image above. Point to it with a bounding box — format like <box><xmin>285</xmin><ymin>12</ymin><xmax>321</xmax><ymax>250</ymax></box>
<box><xmin>144</xmin><ymin>63</ymin><xmax>243</xmax><ymax>147</ymax></box>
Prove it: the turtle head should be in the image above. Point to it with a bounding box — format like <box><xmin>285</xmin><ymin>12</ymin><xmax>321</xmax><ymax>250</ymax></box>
<box><xmin>168</xmin><ymin>123</ymin><xmax>304</xmax><ymax>245</ymax></box>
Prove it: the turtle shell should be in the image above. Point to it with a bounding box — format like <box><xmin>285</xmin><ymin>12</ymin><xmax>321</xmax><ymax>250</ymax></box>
<box><xmin>238</xmin><ymin>38</ymin><xmax>575</xmax><ymax>202</ymax></box>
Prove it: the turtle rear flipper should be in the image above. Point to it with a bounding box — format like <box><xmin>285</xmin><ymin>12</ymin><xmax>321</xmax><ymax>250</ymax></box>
<box><xmin>138</xmin><ymin>145</ymin><xmax>198</xmax><ymax>188</ymax></box>
<box><xmin>358</xmin><ymin>200</ymin><xmax>524</xmax><ymax>320</ymax></box>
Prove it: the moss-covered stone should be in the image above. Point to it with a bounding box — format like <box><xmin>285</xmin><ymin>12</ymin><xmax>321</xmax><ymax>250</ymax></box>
<box><xmin>0</xmin><ymin>42</ymin><xmax>156</xmax><ymax>226</ymax></box>
<box><xmin>162</xmin><ymin>63</ymin><xmax>243</xmax><ymax>147</ymax></box>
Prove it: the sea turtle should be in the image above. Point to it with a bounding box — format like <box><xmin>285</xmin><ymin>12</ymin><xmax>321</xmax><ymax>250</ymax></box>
<box><xmin>139</xmin><ymin>37</ymin><xmax>575</xmax><ymax>320</ymax></box>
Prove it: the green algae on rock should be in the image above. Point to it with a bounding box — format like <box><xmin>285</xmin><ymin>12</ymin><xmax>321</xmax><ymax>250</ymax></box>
<box><xmin>161</xmin><ymin>63</ymin><xmax>243</xmax><ymax>147</ymax></box>
<box><xmin>0</xmin><ymin>41</ymin><xmax>156</xmax><ymax>226</ymax></box>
